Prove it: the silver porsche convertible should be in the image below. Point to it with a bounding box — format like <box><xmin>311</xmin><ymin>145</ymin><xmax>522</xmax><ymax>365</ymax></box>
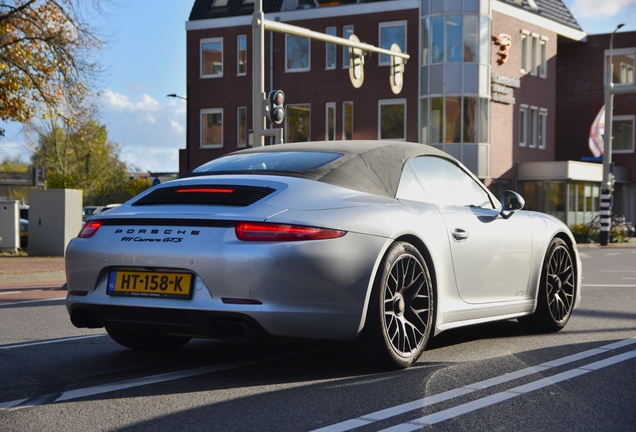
<box><xmin>66</xmin><ymin>141</ymin><xmax>581</xmax><ymax>369</ymax></box>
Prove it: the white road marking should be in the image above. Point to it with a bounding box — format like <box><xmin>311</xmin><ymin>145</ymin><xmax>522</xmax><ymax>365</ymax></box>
<box><xmin>383</xmin><ymin>351</ymin><xmax>636</xmax><ymax>431</ymax></box>
<box><xmin>312</xmin><ymin>338</ymin><xmax>636</xmax><ymax>432</ymax></box>
<box><xmin>0</xmin><ymin>334</ymin><xmax>106</xmax><ymax>351</ymax></box>
<box><xmin>0</xmin><ymin>348</ymin><xmax>318</xmax><ymax>410</ymax></box>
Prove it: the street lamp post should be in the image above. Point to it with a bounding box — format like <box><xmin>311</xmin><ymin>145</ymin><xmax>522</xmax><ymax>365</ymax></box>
<box><xmin>600</xmin><ymin>23</ymin><xmax>625</xmax><ymax>246</ymax></box>
<box><xmin>167</xmin><ymin>93</ymin><xmax>190</xmax><ymax>172</ymax></box>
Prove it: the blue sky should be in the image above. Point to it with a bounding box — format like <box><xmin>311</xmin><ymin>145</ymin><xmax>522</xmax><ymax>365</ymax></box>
<box><xmin>1</xmin><ymin>0</ymin><xmax>635</xmax><ymax>173</ymax></box>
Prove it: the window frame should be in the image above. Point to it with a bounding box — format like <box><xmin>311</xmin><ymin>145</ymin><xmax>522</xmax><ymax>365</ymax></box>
<box><xmin>342</xmin><ymin>25</ymin><xmax>354</xmax><ymax>69</ymax></box>
<box><xmin>612</xmin><ymin>115</ymin><xmax>635</xmax><ymax>154</ymax></box>
<box><xmin>378</xmin><ymin>21</ymin><xmax>407</xmax><ymax>66</ymax></box>
<box><xmin>604</xmin><ymin>47</ymin><xmax>636</xmax><ymax>86</ymax></box>
<box><xmin>237</xmin><ymin>35</ymin><xmax>247</xmax><ymax>76</ymax></box>
<box><xmin>285</xmin><ymin>104</ymin><xmax>311</xmax><ymax>143</ymax></box>
<box><xmin>200</xmin><ymin>37</ymin><xmax>224</xmax><ymax>78</ymax></box>
<box><xmin>200</xmin><ymin>108</ymin><xmax>224</xmax><ymax>149</ymax></box>
<box><xmin>530</xmin><ymin>33</ymin><xmax>539</xmax><ymax>76</ymax></box>
<box><xmin>285</xmin><ymin>34</ymin><xmax>311</xmax><ymax>72</ymax></box>
<box><xmin>237</xmin><ymin>106</ymin><xmax>247</xmax><ymax>148</ymax></box>
<box><xmin>538</xmin><ymin>108</ymin><xmax>547</xmax><ymax>150</ymax></box>
<box><xmin>520</xmin><ymin>31</ymin><xmax>529</xmax><ymax>73</ymax></box>
<box><xmin>326</xmin><ymin>26</ymin><xmax>336</xmax><ymax>70</ymax></box>
<box><xmin>326</xmin><ymin>102</ymin><xmax>336</xmax><ymax>140</ymax></box>
<box><xmin>529</xmin><ymin>106</ymin><xmax>538</xmax><ymax>148</ymax></box>
<box><xmin>343</xmin><ymin>101</ymin><xmax>353</xmax><ymax>140</ymax></box>
<box><xmin>378</xmin><ymin>99</ymin><xmax>407</xmax><ymax>141</ymax></box>
<box><xmin>539</xmin><ymin>36</ymin><xmax>548</xmax><ymax>78</ymax></box>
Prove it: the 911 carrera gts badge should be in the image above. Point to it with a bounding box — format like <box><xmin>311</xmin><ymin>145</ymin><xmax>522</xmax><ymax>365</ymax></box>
<box><xmin>114</xmin><ymin>228</ymin><xmax>200</xmax><ymax>243</ymax></box>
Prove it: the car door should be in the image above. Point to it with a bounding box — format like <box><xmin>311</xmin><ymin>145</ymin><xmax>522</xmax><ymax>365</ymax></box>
<box><xmin>407</xmin><ymin>156</ymin><xmax>533</xmax><ymax>304</ymax></box>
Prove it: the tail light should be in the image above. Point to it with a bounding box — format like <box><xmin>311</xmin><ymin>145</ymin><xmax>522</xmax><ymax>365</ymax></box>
<box><xmin>78</xmin><ymin>220</ymin><xmax>103</xmax><ymax>238</ymax></box>
<box><xmin>235</xmin><ymin>222</ymin><xmax>345</xmax><ymax>242</ymax></box>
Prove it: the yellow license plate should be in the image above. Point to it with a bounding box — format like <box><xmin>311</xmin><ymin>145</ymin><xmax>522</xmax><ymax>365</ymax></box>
<box><xmin>107</xmin><ymin>271</ymin><xmax>193</xmax><ymax>299</ymax></box>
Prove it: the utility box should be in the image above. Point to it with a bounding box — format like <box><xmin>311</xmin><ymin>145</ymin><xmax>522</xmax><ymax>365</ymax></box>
<box><xmin>28</xmin><ymin>189</ymin><xmax>83</xmax><ymax>257</ymax></box>
<box><xmin>0</xmin><ymin>200</ymin><xmax>19</xmax><ymax>253</ymax></box>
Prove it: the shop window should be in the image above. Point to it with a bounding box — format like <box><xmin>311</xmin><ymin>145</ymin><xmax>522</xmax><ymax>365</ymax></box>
<box><xmin>379</xmin><ymin>21</ymin><xmax>406</xmax><ymax>65</ymax></box>
<box><xmin>286</xmin><ymin>35</ymin><xmax>310</xmax><ymax>72</ymax></box>
<box><xmin>237</xmin><ymin>35</ymin><xmax>247</xmax><ymax>75</ymax></box>
<box><xmin>612</xmin><ymin>116</ymin><xmax>635</xmax><ymax>153</ymax></box>
<box><xmin>379</xmin><ymin>99</ymin><xmax>406</xmax><ymax>140</ymax></box>
<box><xmin>201</xmin><ymin>109</ymin><xmax>223</xmax><ymax>147</ymax></box>
<box><xmin>286</xmin><ymin>105</ymin><xmax>311</xmax><ymax>142</ymax></box>
<box><xmin>201</xmin><ymin>38</ymin><xmax>223</xmax><ymax>77</ymax></box>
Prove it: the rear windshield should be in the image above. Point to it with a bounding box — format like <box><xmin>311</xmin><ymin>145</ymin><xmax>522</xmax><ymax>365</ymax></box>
<box><xmin>193</xmin><ymin>151</ymin><xmax>343</xmax><ymax>173</ymax></box>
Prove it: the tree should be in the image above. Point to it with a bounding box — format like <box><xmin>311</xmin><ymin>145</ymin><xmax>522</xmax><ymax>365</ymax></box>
<box><xmin>0</xmin><ymin>1</ymin><xmax>108</xmax><ymax>126</ymax></box>
<box><xmin>31</xmin><ymin>117</ymin><xmax>131</xmax><ymax>203</ymax></box>
<box><xmin>0</xmin><ymin>154</ymin><xmax>29</xmax><ymax>172</ymax></box>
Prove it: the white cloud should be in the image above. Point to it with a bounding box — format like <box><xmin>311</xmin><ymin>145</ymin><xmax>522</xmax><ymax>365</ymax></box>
<box><xmin>570</xmin><ymin>0</ymin><xmax>636</xmax><ymax>18</ymax></box>
<box><xmin>100</xmin><ymin>90</ymin><xmax>186</xmax><ymax>172</ymax></box>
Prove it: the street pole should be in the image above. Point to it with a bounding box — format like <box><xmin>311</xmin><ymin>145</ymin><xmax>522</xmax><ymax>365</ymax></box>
<box><xmin>600</xmin><ymin>23</ymin><xmax>624</xmax><ymax>245</ymax></box>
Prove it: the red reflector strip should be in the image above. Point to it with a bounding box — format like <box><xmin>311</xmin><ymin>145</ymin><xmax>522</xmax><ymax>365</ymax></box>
<box><xmin>235</xmin><ymin>222</ymin><xmax>345</xmax><ymax>242</ymax></box>
<box><xmin>78</xmin><ymin>220</ymin><xmax>103</xmax><ymax>238</ymax></box>
<box><xmin>177</xmin><ymin>188</ymin><xmax>234</xmax><ymax>194</ymax></box>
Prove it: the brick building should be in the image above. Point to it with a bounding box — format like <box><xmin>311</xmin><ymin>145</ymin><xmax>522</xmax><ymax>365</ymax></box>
<box><xmin>181</xmin><ymin>0</ymin><xmax>635</xmax><ymax>226</ymax></box>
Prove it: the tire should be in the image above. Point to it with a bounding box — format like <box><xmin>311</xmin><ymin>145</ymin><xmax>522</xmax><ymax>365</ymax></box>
<box><xmin>106</xmin><ymin>326</ymin><xmax>191</xmax><ymax>350</ymax></box>
<box><xmin>360</xmin><ymin>241</ymin><xmax>434</xmax><ymax>369</ymax></box>
<box><xmin>519</xmin><ymin>238</ymin><xmax>576</xmax><ymax>333</ymax></box>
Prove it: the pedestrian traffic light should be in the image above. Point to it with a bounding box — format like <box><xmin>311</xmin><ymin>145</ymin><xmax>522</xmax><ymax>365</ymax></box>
<box><xmin>267</xmin><ymin>90</ymin><xmax>285</xmax><ymax>125</ymax></box>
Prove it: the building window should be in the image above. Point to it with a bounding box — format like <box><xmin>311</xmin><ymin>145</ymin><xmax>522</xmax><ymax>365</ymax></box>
<box><xmin>379</xmin><ymin>99</ymin><xmax>406</xmax><ymax>140</ymax></box>
<box><xmin>421</xmin><ymin>18</ymin><xmax>430</xmax><ymax>65</ymax></box>
<box><xmin>237</xmin><ymin>107</ymin><xmax>247</xmax><ymax>147</ymax></box>
<box><xmin>326</xmin><ymin>27</ymin><xmax>336</xmax><ymax>69</ymax></box>
<box><xmin>538</xmin><ymin>109</ymin><xmax>547</xmax><ymax>150</ymax></box>
<box><xmin>519</xmin><ymin>105</ymin><xmax>528</xmax><ymax>147</ymax></box>
<box><xmin>343</xmin><ymin>25</ymin><xmax>354</xmax><ymax>67</ymax></box>
<box><xmin>201</xmin><ymin>109</ymin><xmax>223</xmax><ymax>148</ymax></box>
<box><xmin>237</xmin><ymin>35</ymin><xmax>247</xmax><ymax>76</ymax></box>
<box><xmin>520</xmin><ymin>31</ymin><xmax>529</xmax><ymax>73</ymax></box>
<box><xmin>529</xmin><ymin>106</ymin><xmax>538</xmax><ymax>148</ymax></box>
<box><xmin>539</xmin><ymin>37</ymin><xmax>548</xmax><ymax>78</ymax></box>
<box><xmin>446</xmin><ymin>15</ymin><xmax>462</xmax><ymax>63</ymax></box>
<box><xmin>606</xmin><ymin>48</ymin><xmax>636</xmax><ymax>85</ymax></box>
<box><xmin>530</xmin><ymin>34</ymin><xmax>539</xmax><ymax>76</ymax></box>
<box><xmin>431</xmin><ymin>16</ymin><xmax>444</xmax><ymax>63</ymax></box>
<box><xmin>286</xmin><ymin>35</ymin><xmax>310</xmax><ymax>72</ymax></box>
<box><xmin>379</xmin><ymin>21</ymin><xmax>406</xmax><ymax>65</ymax></box>
<box><xmin>612</xmin><ymin>115</ymin><xmax>635</xmax><ymax>153</ymax></box>
<box><xmin>343</xmin><ymin>101</ymin><xmax>353</xmax><ymax>140</ymax></box>
<box><xmin>463</xmin><ymin>15</ymin><xmax>478</xmax><ymax>63</ymax></box>
<box><xmin>201</xmin><ymin>38</ymin><xmax>223</xmax><ymax>77</ymax></box>
<box><xmin>286</xmin><ymin>104</ymin><xmax>311</xmax><ymax>142</ymax></box>
<box><xmin>326</xmin><ymin>103</ymin><xmax>336</xmax><ymax>140</ymax></box>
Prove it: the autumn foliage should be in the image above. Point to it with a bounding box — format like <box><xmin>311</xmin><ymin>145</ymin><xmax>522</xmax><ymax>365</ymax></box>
<box><xmin>0</xmin><ymin>0</ymin><xmax>102</xmax><ymax>124</ymax></box>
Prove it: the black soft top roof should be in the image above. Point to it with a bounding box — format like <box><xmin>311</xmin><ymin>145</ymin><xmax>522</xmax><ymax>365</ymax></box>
<box><xmin>188</xmin><ymin>140</ymin><xmax>452</xmax><ymax>198</ymax></box>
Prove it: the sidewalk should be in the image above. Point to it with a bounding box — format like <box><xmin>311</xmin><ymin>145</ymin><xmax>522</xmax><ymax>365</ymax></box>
<box><xmin>0</xmin><ymin>240</ymin><xmax>634</xmax><ymax>286</ymax></box>
<box><xmin>0</xmin><ymin>255</ymin><xmax>66</xmax><ymax>286</ymax></box>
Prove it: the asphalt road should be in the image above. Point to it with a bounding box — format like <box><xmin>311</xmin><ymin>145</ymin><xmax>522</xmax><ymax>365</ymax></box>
<box><xmin>0</xmin><ymin>247</ymin><xmax>634</xmax><ymax>431</ymax></box>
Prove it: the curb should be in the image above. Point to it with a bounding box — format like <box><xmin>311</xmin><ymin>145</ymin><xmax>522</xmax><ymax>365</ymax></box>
<box><xmin>0</xmin><ymin>272</ymin><xmax>66</xmax><ymax>285</ymax></box>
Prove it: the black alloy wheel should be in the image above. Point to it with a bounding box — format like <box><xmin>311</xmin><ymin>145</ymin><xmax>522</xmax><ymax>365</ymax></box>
<box><xmin>519</xmin><ymin>237</ymin><xmax>576</xmax><ymax>332</ymax></box>
<box><xmin>361</xmin><ymin>241</ymin><xmax>434</xmax><ymax>369</ymax></box>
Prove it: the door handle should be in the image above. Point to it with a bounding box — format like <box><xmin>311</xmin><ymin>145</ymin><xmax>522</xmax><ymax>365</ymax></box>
<box><xmin>452</xmin><ymin>227</ymin><xmax>468</xmax><ymax>242</ymax></box>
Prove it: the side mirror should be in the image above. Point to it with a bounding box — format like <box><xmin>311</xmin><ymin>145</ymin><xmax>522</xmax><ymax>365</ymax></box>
<box><xmin>500</xmin><ymin>190</ymin><xmax>525</xmax><ymax>219</ymax></box>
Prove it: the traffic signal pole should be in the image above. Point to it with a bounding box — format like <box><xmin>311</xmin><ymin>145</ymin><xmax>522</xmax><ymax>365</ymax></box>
<box><xmin>251</xmin><ymin>0</ymin><xmax>409</xmax><ymax>147</ymax></box>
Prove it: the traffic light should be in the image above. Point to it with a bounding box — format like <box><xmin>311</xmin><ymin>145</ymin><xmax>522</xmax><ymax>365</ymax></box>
<box><xmin>267</xmin><ymin>90</ymin><xmax>285</xmax><ymax>125</ymax></box>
